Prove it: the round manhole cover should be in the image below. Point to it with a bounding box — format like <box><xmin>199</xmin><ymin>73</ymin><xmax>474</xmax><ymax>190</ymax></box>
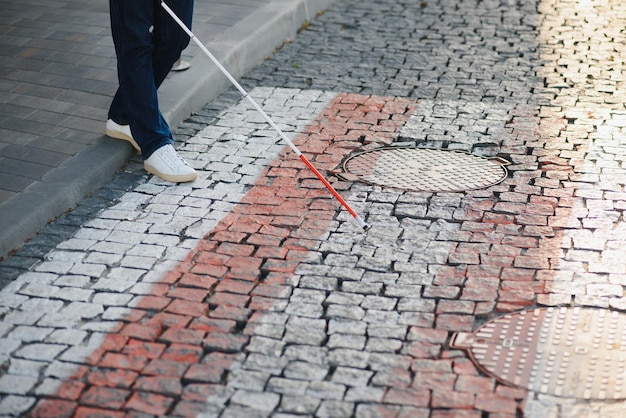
<box><xmin>342</xmin><ymin>147</ymin><xmax>508</xmax><ymax>192</ymax></box>
<box><xmin>452</xmin><ymin>307</ymin><xmax>626</xmax><ymax>400</ymax></box>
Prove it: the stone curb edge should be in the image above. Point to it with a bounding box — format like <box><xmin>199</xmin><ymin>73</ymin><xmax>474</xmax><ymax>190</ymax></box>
<box><xmin>0</xmin><ymin>0</ymin><xmax>337</xmax><ymax>258</ymax></box>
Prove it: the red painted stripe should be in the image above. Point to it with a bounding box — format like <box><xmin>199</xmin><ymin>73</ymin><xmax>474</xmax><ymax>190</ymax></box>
<box><xmin>31</xmin><ymin>93</ymin><xmax>418</xmax><ymax>417</ymax></box>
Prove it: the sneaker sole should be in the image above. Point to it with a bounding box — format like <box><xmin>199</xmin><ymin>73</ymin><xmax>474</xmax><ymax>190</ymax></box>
<box><xmin>144</xmin><ymin>163</ymin><xmax>197</xmax><ymax>183</ymax></box>
<box><xmin>105</xmin><ymin>127</ymin><xmax>142</xmax><ymax>154</ymax></box>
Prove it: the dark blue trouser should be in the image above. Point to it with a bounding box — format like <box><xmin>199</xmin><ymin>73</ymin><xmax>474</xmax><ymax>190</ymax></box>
<box><xmin>108</xmin><ymin>0</ymin><xmax>193</xmax><ymax>158</ymax></box>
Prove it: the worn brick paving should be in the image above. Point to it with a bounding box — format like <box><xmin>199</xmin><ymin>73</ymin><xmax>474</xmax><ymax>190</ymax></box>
<box><xmin>0</xmin><ymin>90</ymin><xmax>419</xmax><ymax>416</ymax></box>
<box><xmin>2</xmin><ymin>0</ymin><xmax>626</xmax><ymax>416</ymax></box>
<box><xmin>0</xmin><ymin>83</ymin><xmax>621</xmax><ymax>417</ymax></box>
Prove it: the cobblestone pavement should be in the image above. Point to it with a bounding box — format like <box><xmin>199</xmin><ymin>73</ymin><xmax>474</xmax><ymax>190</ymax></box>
<box><xmin>2</xmin><ymin>0</ymin><xmax>626</xmax><ymax>416</ymax></box>
<box><xmin>0</xmin><ymin>0</ymin><xmax>331</xmax><ymax>259</ymax></box>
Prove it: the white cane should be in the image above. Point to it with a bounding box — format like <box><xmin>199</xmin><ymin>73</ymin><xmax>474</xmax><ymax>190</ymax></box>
<box><xmin>161</xmin><ymin>1</ymin><xmax>369</xmax><ymax>230</ymax></box>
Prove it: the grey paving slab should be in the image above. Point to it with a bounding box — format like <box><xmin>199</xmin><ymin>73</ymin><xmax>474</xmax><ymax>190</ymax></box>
<box><xmin>0</xmin><ymin>0</ymin><xmax>337</xmax><ymax>258</ymax></box>
<box><xmin>0</xmin><ymin>0</ymin><xmax>625</xmax><ymax>416</ymax></box>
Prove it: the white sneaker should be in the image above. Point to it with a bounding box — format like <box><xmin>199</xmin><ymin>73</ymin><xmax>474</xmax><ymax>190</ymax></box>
<box><xmin>171</xmin><ymin>58</ymin><xmax>191</xmax><ymax>71</ymax></box>
<box><xmin>105</xmin><ymin>119</ymin><xmax>141</xmax><ymax>153</ymax></box>
<box><xmin>144</xmin><ymin>144</ymin><xmax>197</xmax><ymax>183</ymax></box>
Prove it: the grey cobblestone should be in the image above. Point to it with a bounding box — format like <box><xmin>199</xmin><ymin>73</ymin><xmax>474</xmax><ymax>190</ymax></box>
<box><xmin>14</xmin><ymin>343</ymin><xmax>67</xmax><ymax>362</ymax></box>
<box><xmin>120</xmin><ymin>255</ymin><xmax>157</xmax><ymax>270</ymax></box>
<box><xmin>325</xmin><ymin>292</ymin><xmax>364</xmax><ymax>306</ymax></box>
<box><xmin>327</xmin><ymin>349</ymin><xmax>369</xmax><ymax>369</ymax></box>
<box><xmin>331</xmin><ymin>367</ymin><xmax>373</xmax><ymax>387</ymax></box>
<box><xmin>362</xmin><ymin>309</ymin><xmax>400</xmax><ymax>325</ymax></box>
<box><xmin>246</xmin><ymin>336</ymin><xmax>285</xmax><ymax>358</ymax></box>
<box><xmin>298</xmin><ymin>276</ymin><xmax>337</xmax><ymax>291</ymax></box>
<box><xmin>230</xmin><ymin>390</ymin><xmax>280</xmax><ymax>411</ymax></box>
<box><xmin>33</xmin><ymin>378</ymin><xmax>66</xmax><ymax>397</ymax></box>
<box><xmin>354</xmin><ymin>256</ymin><xmax>392</xmax><ymax>272</ymax></box>
<box><xmin>6</xmin><ymin>359</ymin><xmax>45</xmax><ymax>378</ymax></box>
<box><xmin>328</xmin><ymin>320</ymin><xmax>366</xmax><ymax>336</ymax></box>
<box><xmin>290</xmin><ymin>289</ymin><xmax>326</xmax><ymax>304</ymax></box>
<box><xmin>327</xmin><ymin>267</ymin><xmax>364</xmax><ymax>281</ymax></box>
<box><xmin>45</xmin><ymin>251</ymin><xmax>85</xmax><ymax>264</ymax></box>
<box><xmin>306</xmin><ymin>381</ymin><xmax>346</xmax><ymax>400</ymax></box>
<box><xmin>267</xmin><ymin>377</ymin><xmax>308</xmax><ymax>395</ymax></box>
<box><xmin>91</xmin><ymin>292</ymin><xmax>133</xmax><ymax>306</ymax></box>
<box><xmin>89</xmin><ymin>241</ymin><xmax>133</xmax><ymax>255</ymax></box>
<box><xmin>58</xmin><ymin>302</ymin><xmax>103</xmax><ymax>319</ymax></box>
<box><xmin>36</xmin><ymin>313</ymin><xmax>80</xmax><ymax>329</ymax></box>
<box><xmin>326</xmin><ymin>304</ymin><xmax>365</xmax><ymax>321</ymax></box>
<box><xmin>20</xmin><ymin>298</ymin><xmax>64</xmax><ymax>314</ymax></box>
<box><xmin>360</xmin><ymin>296</ymin><xmax>396</xmax><ymax>311</ymax></box>
<box><xmin>33</xmin><ymin>261</ymin><xmax>74</xmax><ymax>275</ymax></box>
<box><xmin>365</xmin><ymin>337</ymin><xmax>402</xmax><ymax>353</ymax></box>
<box><xmin>244</xmin><ymin>353</ymin><xmax>287</xmax><ymax>375</ymax></box>
<box><xmin>18</xmin><ymin>283</ymin><xmax>60</xmax><ymax>299</ymax></box>
<box><xmin>285</xmin><ymin>316</ymin><xmax>326</xmax><ymax>343</ymax></box>
<box><xmin>285</xmin><ymin>301</ymin><xmax>324</xmax><ymax>318</ymax></box>
<box><xmin>46</xmin><ymin>329</ymin><xmax>87</xmax><ymax>346</ymax></box>
<box><xmin>44</xmin><ymin>360</ymin><xmax>81</xmax><ymax>379</ymax></box>
<box><xmin>1</xmin><ymin>0</ymin><xmax>626</xmax><ymax>416</ymax></box>
<box><xmin>0</xmin><ymin>323</ymin><xmax>12</xmax><ymax>338</ymax></box>
<box><xmin>344</xmin><ymin>386</ymin><xmax>385</xmax><ymax>403</ymax></box>
<box><xmin>316</xmin><ymin>400</ymin><xmax>354</xmax><ymax>417</ymax></box>
<box><xmin>341</xmin><ymin>282</ymin><xmax>382</xmax><ymax>296</ymax></box>
<box><xmin>53</xmin><ymin>275</ymin><xmax>91</xmax><ymax>288</ymax></box>
<box><xmin>227</xmin><ymin>369</ymin><xmax>271</xmax><ymax>392</ymax></box>
<box><xmin>284</xmin><ymin>361</ymin><xmax>329</xmax><ymax>381</ymax></box>
<box><xmin>0</xmin><ymin>375</ymin><xmax>38</xmax><ymax>395</ymax></box>
<box><xmin>263</xmin><ymin>325</ymin><xmax>312</xmax><ymax>356</ymax></box>
<box><xmin>83</xmin><ymin>251</ymin><xmax>123</xmax><ymax>265</ymax></box>
<box><xmin>55</xmin><ymin>287</ymin><xmax>93</xmax><ymax>302</ymax></box>
<box><xmin>278</xmin><ymin>395</ymin><xmax>320</xmax><ymax>415</ymax></box>
<box><xmin>3</xmin><ymin>311</ymin><xmax>44</xmax><ymax>326</ymax></box>
<box><xmin>221</xmin><ymin>406</ymin><xmax>270</xmax><ymax>418</ymax></box>
<box><xmin>7</xmin><ymin>326</ymin><xmax>53</xmax><ymax>343</ymax></box>
<box><xmin>92</xmin><ymin>275</ymin><xmax>138</xmax><ymax>292</ymax></box>
<box><xmin>0</xmin><ymin>396</ymin><xmax>36</xmax><ymax>417</ymax></box>
<box><xmin>100</xmin><ymin>306</ymin><xmax>136</xmax><ymax>321</ymax></box>
<box><xmin>245</xmin><ymin>324</ymin><xmax>285</xmax><ymax>339</ymax></box>
<box><xmin>327</xmin><ymin>334</ymin><xmax>366</xmax><ymax>350</ymax></box>
<box><xmin>0</xmin><ymin>293</ymin><xmax>28</xmax><ymax>309</ymax></box>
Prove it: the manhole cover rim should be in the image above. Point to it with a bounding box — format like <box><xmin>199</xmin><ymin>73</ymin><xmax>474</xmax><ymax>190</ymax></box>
<box><xmin>452</xmin><ymin>307</ymin><xmax>626</xmax><ymax>400</ymax></box>
<box><xmin>342</xmin><ymin>146</ymin><xmax>509</xmax><ymax>192</ymax></box>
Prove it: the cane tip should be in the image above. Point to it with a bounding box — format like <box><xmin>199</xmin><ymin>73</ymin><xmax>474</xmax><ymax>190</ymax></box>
<box><xmin>363</xmin><ymin>223</ymin><xmax>371</xmax><ymax>231</ymax></box>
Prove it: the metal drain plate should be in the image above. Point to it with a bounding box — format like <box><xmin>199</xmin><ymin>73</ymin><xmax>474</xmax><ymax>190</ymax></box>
<box><xmin>342</xmin><ymin>147</ymin><xmax>507</xmax><ymax>192</ymax></box>
<box><xmin>452</xmin><ymin>307</ymin><xmax>626</xmax><ymax>400</ymax></box>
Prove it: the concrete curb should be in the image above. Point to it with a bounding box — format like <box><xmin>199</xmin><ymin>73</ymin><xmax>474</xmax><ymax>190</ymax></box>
<box><xmin>0</xmin><ymin>0</ymin><xmax>337</xmax><ymax>258</ymax></box>
<box><xmin>0</xmin><ymin>140</ymin><xmax>132</xmax><ymax>258</ymax></box>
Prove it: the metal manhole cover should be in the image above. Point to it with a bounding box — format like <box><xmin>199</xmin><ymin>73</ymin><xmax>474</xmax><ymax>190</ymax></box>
<box><xmin>342</xmin><ymin>147</ymin><xmax>508</xmax><ymax>192</ymax></box>
<box><xmin>451</xmin><ymin>307</ymin><xmax>626</xmax><ymax>400</ymax></box>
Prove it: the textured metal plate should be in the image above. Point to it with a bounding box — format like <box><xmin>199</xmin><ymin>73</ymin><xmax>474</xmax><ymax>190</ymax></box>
<box><xmin>452</xmin><ymin>307</ymin><xmax>626</xmax><ymax>400</ymax></box>
<box><xmin>342</xmin><ymin>147</ymin><xmax>507</xmax><ymax>192</ymax></box>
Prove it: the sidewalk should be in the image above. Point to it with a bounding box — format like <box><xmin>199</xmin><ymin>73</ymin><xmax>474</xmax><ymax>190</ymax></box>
<box><xmin>0</xmin><ymin>0</ymin><xmax>336</xmax><ymax>259</ymax></box>
<box><xmin>1</xmin><ymin>0</ymin><xmax>626</xmax><ymax>416</ymax></box>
